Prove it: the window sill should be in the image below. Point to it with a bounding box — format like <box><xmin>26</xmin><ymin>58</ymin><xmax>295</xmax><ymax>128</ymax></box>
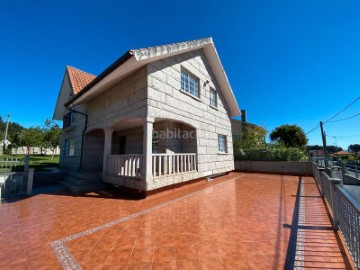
<box><xmin>63</xmin><ymin>125</ymin><xmax>75</xmax><ymax>131</ymax></box>
<box><xmin>218</xmin><ymin>152</ymin><xmax>228</xmax><ymax>155</ymax></box>
<box><xmin>210</xmin><ymin>105</ymin><xmax>218</xmax><ymax>110</ymax></box>
<box><xmin>180</xmin><ymin>89</ymin><xmax>201</xmax><ymax>102</ymax></box>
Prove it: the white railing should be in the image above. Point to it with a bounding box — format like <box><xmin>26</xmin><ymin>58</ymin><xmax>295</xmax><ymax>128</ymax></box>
<box><xmin>152</xmin><ymin>153</ymin><xmax>197</xmax><ymax>177</ymax></box>
<box><xmin>106</xmin><ymin>155</ymin><xmax>142</xmax><ymax>178</ymax></box>
<box><xmin>0</xmin><ymin>158</ymin><xmax>22</xmax><ymax>173</ymax></box>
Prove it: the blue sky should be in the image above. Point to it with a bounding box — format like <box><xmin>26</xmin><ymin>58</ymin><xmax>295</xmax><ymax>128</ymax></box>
<box><xmin>1</xmin><ymin>0</ymin><xmax>360</xmax><ymax>149</ymax></box>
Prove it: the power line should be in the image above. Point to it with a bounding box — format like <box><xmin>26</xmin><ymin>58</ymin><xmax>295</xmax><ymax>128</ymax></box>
<box><xmin>326</xmin><ymin>134</ymin><xmax>360</xmax><ymax>138</ymax></box>
<box><xmin>327</xmin><ymin>112</ymin><xmax>360</xmax><ymax>123</ymax></box>
<box><xmin>323</xmin><ymin>95</ymin><xmax>360</xmax><ymax>124</ymax></box>
<box><xmin>305</xmin><ymin>95</ymin><xmax>360</xmax><ymax>135</ymax></box>
<box><xmin>306</xmin><ymin>124</ymin><xmax>320</xmax><ymax>135</ymax></box>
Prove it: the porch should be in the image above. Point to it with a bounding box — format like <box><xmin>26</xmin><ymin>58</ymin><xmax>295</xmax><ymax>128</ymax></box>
<box><xmin>105</xmin><ymin>153</ymin><xmax>197</xmax><ymax>179</ymax></box>
<box><xmin>88</xmin><ymin>118</ymin><xmax>199</xmax><ymax>190</ymax></box>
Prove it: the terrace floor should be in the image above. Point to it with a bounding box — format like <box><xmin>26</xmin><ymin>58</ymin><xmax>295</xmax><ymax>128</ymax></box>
<box><xmin>0</xmin><ymin>172</ymin><xmax>355</xmax><ymax>269</ymax></box>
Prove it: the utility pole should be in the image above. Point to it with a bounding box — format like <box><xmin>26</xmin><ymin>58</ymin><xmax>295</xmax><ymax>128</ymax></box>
<box><xmin>320</xmin><ymin>121</ymin><xmax>328</xmax><ymax>167</ymax></box>
<box><xmin>3</xmin><ymin>113</ymin><xmax>10</xmax><ymax>149</ymax></box>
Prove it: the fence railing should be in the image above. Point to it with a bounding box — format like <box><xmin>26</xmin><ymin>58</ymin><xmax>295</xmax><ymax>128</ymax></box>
<box><xmin>312</xmin><ymin>158</ymin><xmax>360</xmax><ymax>180</ymax></box>
<box><xmin>152</xmin><ymin>153</ymin><xmax>197</xmax><ymax>177</ymax></box>
<box><xmin>106</xmin><ymin>155</ymin><xmax>142</xmax><ymax>178</ymax></box>
<box><xmin>334</xmin><ymin>185</ymin><xmax>360</xmax><ymax>269</ymax></box>
<box><xmin>0</xmin><ymin>158</ymin><xmax>23</xmax><ymax>173</ymax></box>
<box><xmin>313</xmin><ymin>163</ymin><xmax>360</xmax><ymax>269</ymax></box>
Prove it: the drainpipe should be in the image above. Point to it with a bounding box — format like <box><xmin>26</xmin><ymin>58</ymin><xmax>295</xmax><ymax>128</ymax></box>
<box><xmin>65</xmin><ymin>107</ymin><xmax>88</xmax><ymax>172</ymax></box>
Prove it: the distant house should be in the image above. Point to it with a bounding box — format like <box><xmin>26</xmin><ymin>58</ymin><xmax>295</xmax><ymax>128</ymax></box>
<box><xmin>309</xmin><ymin>149</ymin><xmax>325</xmax><ymax>158</ymax></box>
<box><xmin>53</xmin><ymin>38</ymin><xmax>241</xmax><ymax>195</ymax></box>
<box><xmin>231</xmin><ymin>110</ymin><xmax>265</xmax><ymax>142</ymax></box>
<box><xmin>333</xmin><ymin>150</ymin><xmax>354</xmax><ymax>159</ymax></box>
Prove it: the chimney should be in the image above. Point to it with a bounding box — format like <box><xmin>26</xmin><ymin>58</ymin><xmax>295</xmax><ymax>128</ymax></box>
<box><xmin>241</xmin><ymin>109</ymin><xmax>247</xmax><ymax>122</ymax></box>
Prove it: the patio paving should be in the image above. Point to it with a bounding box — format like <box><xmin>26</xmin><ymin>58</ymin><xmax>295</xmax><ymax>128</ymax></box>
<box><xmin>0</xmin><ymin>172</ymin><xmax>354</xmax><ymax>269</ymax></box>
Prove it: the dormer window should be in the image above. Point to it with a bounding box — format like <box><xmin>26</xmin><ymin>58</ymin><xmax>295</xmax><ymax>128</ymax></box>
<box><xmin>181</xmin><ymin>69</ymin><xmax>199</xmax><ymax>98</ymax></box>
<box><xmin>63</xmin><ymin>111</ymin><xmax>76</xmax><ymax>129</ymax></box>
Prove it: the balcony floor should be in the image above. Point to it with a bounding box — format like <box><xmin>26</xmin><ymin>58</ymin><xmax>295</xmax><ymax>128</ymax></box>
<box><xmin>0</xmin><ymin>172</ymin><xmax>355</xmax><ymax>269</ymax></box>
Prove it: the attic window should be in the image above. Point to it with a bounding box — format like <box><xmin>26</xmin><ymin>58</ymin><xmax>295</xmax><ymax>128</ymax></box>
<box><xmin>181</xmin><ymin>69</ymin><xmax>199</xmax><ymax>98</ymax></box>
<box><xmin>63</xmin><ymin>111</ymin><xmax>75</xmax><ymax>129</ymax></box>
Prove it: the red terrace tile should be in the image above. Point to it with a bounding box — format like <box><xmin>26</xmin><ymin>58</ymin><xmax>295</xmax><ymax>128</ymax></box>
<box><xmin>129</xmin><ymin>247</ymin><xmax>154</xmax><ymax>263</ymax></box>
<box><xmin>153</xmin><ymin>246</ymin><xmax>176</xmax><ymax>262</ymax></box>
<box><xmin>176</xmin><ymin>259</ymin><xmax>201</xmax><ymax>270</ymax></box>
<box><xmin>152</xmin><ymin>260</ymin><xmax>177</xmax><ymax>270</ymax></box>
<box><xmin>0</xmin><ymin>172</ymin><xmax>356</xmax><ymax>269</ymax></box>
<box><xmin>104</xmin><ymin>248</ymin><xmax>132</xmax><ymax>264</ymax></box>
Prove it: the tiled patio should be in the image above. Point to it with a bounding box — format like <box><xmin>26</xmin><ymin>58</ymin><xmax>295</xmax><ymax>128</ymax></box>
<box><xmin>0</xmin><ymin>172</ymin><xmax>354</xmax><ymax>269</ymax></box>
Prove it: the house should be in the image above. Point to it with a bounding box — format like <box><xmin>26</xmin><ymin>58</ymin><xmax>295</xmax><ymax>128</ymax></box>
<box><xmin>231</xmin><ymin>110</ymin><xmax>266</xmax><ymax>142</ymax></box>
<box><xmin>53</xmin><ymin>37</ymin><xmax>240</xmax><ymax>195</ymax></box>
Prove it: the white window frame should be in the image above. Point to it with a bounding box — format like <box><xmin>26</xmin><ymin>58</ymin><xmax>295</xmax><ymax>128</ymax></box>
<box><xmin>181</xmin><ymin>69</ymin><xmax>200</xmax><ymax>98</ymax></box>
<box><xmin>66</xmin><ymin>138</ymin><xmax>75</xmax><ymax>156</ymax></box>
<box><xmin>218</xmin><ymin>135</ymin><xmax>227</xmax><ymax>153</ymax></box>
<box><xmin>210</xmin><ymin>88</ymin><xmax>217</xmax><ymax>108</ymax></box>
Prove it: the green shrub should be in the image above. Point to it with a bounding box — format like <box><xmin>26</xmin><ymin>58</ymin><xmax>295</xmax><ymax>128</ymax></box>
<box><xmin>234</xmin><ymin>144</ymin><xmax>308</xmax><ymax>161</ymax></box>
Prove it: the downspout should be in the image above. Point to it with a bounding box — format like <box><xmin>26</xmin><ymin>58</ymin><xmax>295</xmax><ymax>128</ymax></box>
<box><xmin>65</xmin><ymin>107</ymin><xmax>88</xmax><ymax>172</ymax></box>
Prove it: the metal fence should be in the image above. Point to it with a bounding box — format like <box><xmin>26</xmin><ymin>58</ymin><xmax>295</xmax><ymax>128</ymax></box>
<box><xmin>313</xmin><ymin>163</ymin><xmax>360</xmax><ymax>269</ymax></box>
<box><xmin>0</xmin><ymin>157</ymin><xmax>34</xmax><ymax>200</ymax></box>
<box><xmin>313</xmin><ymin>158</ymin><xmax>360</xmax><ymax>179</ymax></box>
<box><xmin>335</xmin><ymin>185</ymin><xmax>360</xmax><ymax>269</ymax></box>
<box><xmin>0</xmin><ymin>158</ymin><xmax>23</xmax><ymax>173</ymax></box>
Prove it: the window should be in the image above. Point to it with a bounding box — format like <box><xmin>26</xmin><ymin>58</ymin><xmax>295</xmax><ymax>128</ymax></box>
<box><xmin>181</xmin><ymin>70</ymin><xmax>199</xmax><ymax>98</ymax></box>
<box><xmin>210</xmin><ymin>88</ymin><xmax>217</xmax><ymax>107</ymax></box>
<box><xmin>63</xmin><ymin>111</ymin><xmax>75</xmax><ymax>129</ymax></box>
<box><xmin>66</xmin><ymin>139</ymin><xmax>75</xmax><ymax>156</ymax></box>
<box><xmin>218</xmin><ymin>135</ymin><xmax>227</xmax><ymax>153</ymax></box>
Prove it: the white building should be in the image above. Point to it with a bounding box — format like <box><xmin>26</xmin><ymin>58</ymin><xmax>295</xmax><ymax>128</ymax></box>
<box><xmin>53</xmin><ymin>38</ymin><xmax>241</xmax><ymax>195</ymax></box>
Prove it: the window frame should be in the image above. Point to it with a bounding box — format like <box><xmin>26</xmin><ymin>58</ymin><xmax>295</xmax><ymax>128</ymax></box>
<box><xmin>66</xmin><ymin>138</ymin><xmax>75</xmax><ymax>156</ymax></box>
<box><xmin>63</xmin><ymin>111</ymin><xmax>76</xmax><ymax>129</ymax></box>
<box><xmin>180</xmin><ymin>69</ymin><xmax>200</xmax><ymax>99</ymax></box>
<box><xmin>210</xmin><ymin>88</ymin><xmax>217</xmax><ymax>108</ymax></box>
<box><xmin>218</xmin><ymin>134</ymin><xmax>227</xmax><ymax>153</ymax></box>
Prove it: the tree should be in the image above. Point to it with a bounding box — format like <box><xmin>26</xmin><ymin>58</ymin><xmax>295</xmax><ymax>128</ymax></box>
<box><xmin>19</xmin><ymin>127</ymin><xmax>44</xmax><ymax>154</ymax></box>
<box><xmin>348</xmin><ymin>144</ymin><xmax>360</xmax><ymax>153</ymax></box>
<box><xmin>43</xmin><ymin>119</ymin><xmax>62</xmax><ymax>159</ymax></box>
<box><xmin>270</xmin><ymin>124</ymin><xmax>308</xmax><ymax>149</ymax></box>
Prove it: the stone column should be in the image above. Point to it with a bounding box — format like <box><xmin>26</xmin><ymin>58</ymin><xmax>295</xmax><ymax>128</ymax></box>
<box><xmin>142</xmin><ymin>117</ymin><xmax>154</xmax><ymax>183</ymax></box>
<box><xmin>102</xmin><ymin>127</ymin><xmax>113</xmax><ymax>176</ymax></box>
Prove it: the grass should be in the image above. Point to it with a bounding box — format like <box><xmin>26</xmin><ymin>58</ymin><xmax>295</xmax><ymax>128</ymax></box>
<box><xmin>0</xmin><ymin>154</ymin><xmax>59</xmax><ymax>171</ymax></box>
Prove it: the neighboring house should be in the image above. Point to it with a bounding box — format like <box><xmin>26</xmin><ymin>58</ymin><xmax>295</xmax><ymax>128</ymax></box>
<box><xmin>231</xmin><ymin>110</ymin><xmax>265</xmax><ymax>141</ymax></box>
<box><xmin>53</xmin><ymin>37</ymin><xmax>240</xmax><ymax>194</ymax></box>
<box><xmin>309</xmin><ymin>149</ymin><xmax>325</xmax><ymax>158</ymax></box>
<box><xmin>333</xmin><ymin>150</ymin><xmax>354</xmax><ymax>159</ymax></box>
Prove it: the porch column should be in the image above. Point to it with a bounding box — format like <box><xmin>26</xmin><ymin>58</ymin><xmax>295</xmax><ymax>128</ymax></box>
<box><xmin>102</xmin><ymin>127</ymin><xmax>113</xmax><ymax>176</ymax></box>
<box><xmin>142</xmin><ymin>117</ymin><xmax>154</xmax><ymax>182</ymax></box>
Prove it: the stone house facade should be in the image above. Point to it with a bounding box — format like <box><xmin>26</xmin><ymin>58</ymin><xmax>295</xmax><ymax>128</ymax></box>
<box><xmin>53</xmin><ymin>38</ymin><xmax>241</xmax><ymax>193</ymax></box>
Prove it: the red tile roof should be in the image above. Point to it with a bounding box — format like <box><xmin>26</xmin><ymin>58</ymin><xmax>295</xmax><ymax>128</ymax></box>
<box><xmin>66</xmin><ymin>66</ymin><xmax>96</xmax><ymax>95</ymax></box>
<box><xmin>334</xmin><ymin>150</ymin><xmax>353</xmax><ymax>155</ymax></box>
